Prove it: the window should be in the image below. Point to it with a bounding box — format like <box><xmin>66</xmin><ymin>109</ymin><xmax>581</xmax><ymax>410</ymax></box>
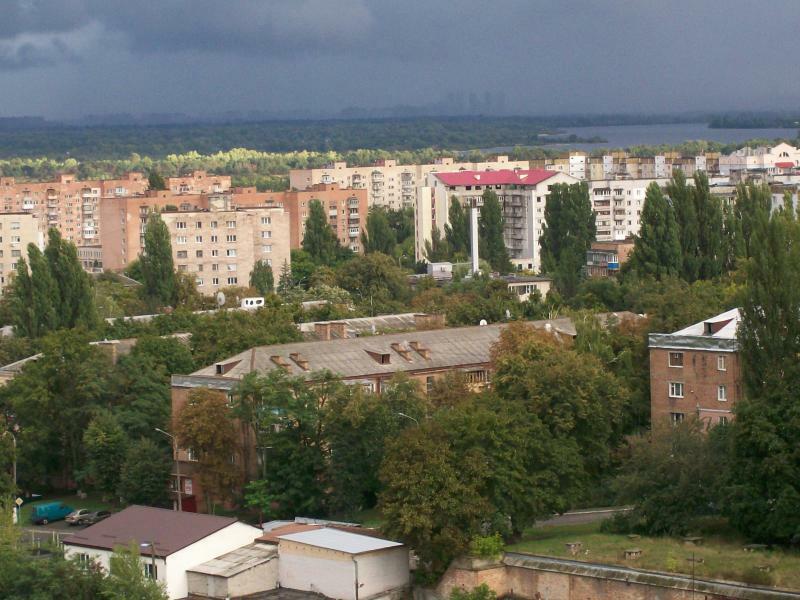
<box><xmin>717</xmin><ymin>355</ymin><xmax>726</xmax><ymax>371</ymax></box>
<box><xmin>195</xmin><ymin>235</ymin><xmax>203</xmax><ymax>243</ymax></box>
<box><xmin>176</xmin><ymin>251</ymin><xmax>188</xmax><ymax>259</ymax></box>
<box><xmin>426</xmin><ymin>376</ymin><xmax>434</xmax><ymax>393</ymax></box>
<box><xmin>466</xmin><ymin>370</ymin><xmax>488</xmax><ymax>384</ymax></box>
<box><xmin>226</xmin><ymin>234</ymin><xmax>237</xmax><ymax>242</ymax></box>
<box><xmin>212</xmin><ymin>263</ymin><xmax>219</xmax><ymax>271</ymax></box>
<box><xmin>226</xmin><ymin>249</ymin><xmax>236</xmax><ymax>257</ymax></box>
<box><xmin>719</xmin><ymin>415</ymin><xmax>729</xmax><ymax>425</ymax></box>
<box><xmin>176</xmin><ymin>236</ymin><xmax>187</xmax><ymax>244</ymax></box>
<box><xmin>668</xmin><ymin>352</ymin><xmax>684</xmax><ymax>367</ymax></box>
<box><xmin>196</xmin><ymin>221</ymin><xmax>202</xmax><ymax>228</ymax></box>
<box><xmin>227</xmin><ymin>264</ymin><xmax>237</xmax><ymax>271</ymax></box>
<box><xmin>210</xmin><ymin>221</ymin><xmax>218</xmax><ymax>229</ymax></box>
<box><xmin>261</xmin><ymin>230</ymin><xmax>272</xmax><ymax>239</ymax></box>
<box><xmin>261</xmin><ymin>216</ymin><xmax>271</xmax><ymax>225</ymax></box>
<box><xmin>76</xmin><ymin>553</ymin><xmax>91</xmax><ymax>568</ymax></box>
<box><xmin>212</xmin><ymin>277</ymin><xmax>219</xmax><ymax>285</ymax></box>
<box><xmin>196</xmin><ymin>278</ymin><xmax>204</xmax><ymax>286</ymax></box>
<box><xmin>211</xmin><ymin>249</ymin><xmax>219</xmax><ymax>257</ymax></box>
<box><xmin>718</xmin><ymin>385</ymin><xmax>727</xmax><ymax>401</ymax></box>
<box><xmin>177</xmin><ymin>264</ymin><xmax>187</xmax><ymax>272</ymax></box>
<box><xmin>143</xmin><ymin>563</ymin><xmax>157</xmax><ymax>580</ymax></box>
<box><xmin>668</xmin><ymin>382</ymin><xmax>684</xmax><ymax>398</ymax></box>
<box><xmin>262</xmin><ymin>245</ymin><xmax>272</xmax><ymax>253</ymax></box>
<box><xmin>226</xmin><ymin>220</ymin><xmax>236</xmax><ymax>228</ymax></box>
<box><xmin>227</xmin><ymin>277</ymin><xmax>238</xmax><ymax>285</ymax></box>
<box><xmin>196</xmin><ymin>250</ymin><xmax>203</xmax><ymax>258</ymax></box>
<box><xmin>175</xmin><ymin>221</ymin><xmax>186</xmax><ymax>229</ymax></box>
<box><xmin>670</xmin><ymin>412</ymin><xmax>685</xmax><ymax>424</ymax></box>
<box><xmin>210</xmin><ymin>235</ymin><xmax>218</xmax><ymax>243</ymax></box>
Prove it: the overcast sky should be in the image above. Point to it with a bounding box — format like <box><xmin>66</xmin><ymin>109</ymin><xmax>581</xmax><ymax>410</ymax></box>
<box><xmin>1</xmin><ymin>0</ymin><xmax>799</xmax><ymax>119</ymax></box>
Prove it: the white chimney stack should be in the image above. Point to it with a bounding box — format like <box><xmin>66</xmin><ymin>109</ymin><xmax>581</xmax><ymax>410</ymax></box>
<box><xmin>470</xmin><ymin>202</ymin><xmax>479</xmax><ymax>275</ymax></box>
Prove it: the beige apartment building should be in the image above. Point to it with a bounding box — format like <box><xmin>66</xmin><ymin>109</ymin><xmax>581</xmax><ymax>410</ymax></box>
<box><xmin>0</xmin><ymin>212</ymin><xmax>43</xmax><ymax>294</ymax></box>
<box><xmin>529</xmin><ymin>151</ymin><xmax>719</xmax><ymax>181</ymax></box>
<box><xmin>166</xmin><ymin>171</ymin><xmax>232</xmax><ymax>195</ymax></box>
<box><xmin>588</xmin><ymin>178</ymin><xmax>669</xmax><ymax>241</ymax></box>
<box><xmin>289</xmin><ymin>156</ymin><xmax>529</xmax><ymax>210</ymax></box>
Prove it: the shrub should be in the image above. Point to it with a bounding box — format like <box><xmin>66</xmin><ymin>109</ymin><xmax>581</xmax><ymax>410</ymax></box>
<box><xmin>451</xmin><ymin>584</ymin><xmax>497</xmax><ymax>600</ymax></box>
<box><xmin>468</xmin><ymin>533</ymin><xmax>504</xmax><ymax>560</ymax></box>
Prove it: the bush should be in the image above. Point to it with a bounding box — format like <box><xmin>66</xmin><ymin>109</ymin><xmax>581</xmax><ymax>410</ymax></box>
<box><xmin>468</xmin><ymin>534</ymin><xmax>504</xmax><ymax>560</ymax></box>
<box><xmin>451</xmin><ymin>584</ymin><xmax>497</xmax><ymax>600</ymax></box>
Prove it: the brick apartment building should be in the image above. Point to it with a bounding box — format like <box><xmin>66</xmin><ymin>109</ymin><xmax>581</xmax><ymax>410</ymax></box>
<box><xmin>0</xmin><ymin>213</ymin><xmax>43</xmax><ymax>294</ymax></box>
<box><xmin>648</xmin><ymin>308</ymin><xmax>741</xmax><ymax>426</ymax></box>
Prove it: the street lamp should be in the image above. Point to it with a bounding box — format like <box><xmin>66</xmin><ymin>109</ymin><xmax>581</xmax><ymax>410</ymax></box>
<box><xmin>154</xmin><ymin>428</ymin><xmax>182</xmax><ymax>512</ymax></box>
<box><xmin>396</xmin><ymin>412</ymin><xmax>419</xmax><ymax>425</ymax></box>
<box><xmin>139</xmin><ymin>541</ymin><xmax>157</xmax><ymax>580</ymax></box>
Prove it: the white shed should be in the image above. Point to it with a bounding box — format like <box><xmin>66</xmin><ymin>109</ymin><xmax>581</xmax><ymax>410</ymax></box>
<box><xmin>62</xmin><ymin>505</ymin><xmax>262</xmax><ymax>600</ymax></box>
<box><xmin>187</xmin><ymin>543</ymin><xmax>278</xmax><ymax>598</ymax></box>
<box><xmin>277</xmin><ymin>528</ymin><xmax>410</xmax><ymax>600</ymax></box>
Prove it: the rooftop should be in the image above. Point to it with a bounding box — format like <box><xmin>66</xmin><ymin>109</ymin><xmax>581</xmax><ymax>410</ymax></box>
<box><xmin>62</xmin><ymin>505</ymin><xmax>239</xmax><ymax>557</ymax></box>
<box><xmin>277</xmin><ymin>527</ymin><xmax>402</xmax><ymax>555</ymax></box>
<box><xmin>257</xmin><ymin>522</ymin><xmax>385</xmax><ymax>545</ymax></box>
<box><xmin>434</xmin><ymin>169</ymin><xmax>558</xmax><ymax>187</ymax></box>
<box><xmin>187</xmin><ymin>543</ymin><xmax>277</xmax><ymax>577</ymax></box>
<box><xmin>649</xmin><ymin>308</ymin><xmax>741</xmax><ymax>352</ymax></box>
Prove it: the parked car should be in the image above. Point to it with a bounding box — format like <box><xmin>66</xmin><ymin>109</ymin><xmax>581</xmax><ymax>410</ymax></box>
<box><xmin>80</xmin><ymin>510</ymin><xmax>111</xmax><ymax>526</ymax></box>
<box><xmin>30</xmin><ymin>502</ymin><xmax>75</xmax><ymax>525</ymax></box>
<box><xmin>65</xmin><ymin>509</ymin><xmax>92</xmax><ymax>526</ymax></box>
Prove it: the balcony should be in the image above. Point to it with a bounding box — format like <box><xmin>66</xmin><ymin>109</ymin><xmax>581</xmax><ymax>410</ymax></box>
<box><xmin>83</xmin><ymin>204</ymin><xmax>94</xmax><ymax>212</ymax></box>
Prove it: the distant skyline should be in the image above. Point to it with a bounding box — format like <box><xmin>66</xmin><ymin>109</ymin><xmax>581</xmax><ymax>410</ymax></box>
<box><xmin>1</xmin><ymin>1</ymin><xmax>799</xmax><ymax>119</ymax></box>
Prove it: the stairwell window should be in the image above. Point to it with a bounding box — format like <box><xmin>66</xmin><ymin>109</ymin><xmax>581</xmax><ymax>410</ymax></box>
<box><xmin>718</xmin><ymin>385</ymin><xmax>727</xmax><ymax>401</ymax></box>
<box><xmin>670</xmin><ymin>412</ymin><xmax>685</xmax><ymax>424</ymax></box>
<box><xmin>668</xmin><ymin>352</ymin><xmax>684</xmax><ymax>367</ymax></box>
<box><xmin>669</xmin><ymin>382</ymin><xmax>684</xmax><ymax>398</ymax></box>
<box><xmin>717</xmin><ymin>355</ymin><xmax>726</xmax><ymax>371</ymax></box>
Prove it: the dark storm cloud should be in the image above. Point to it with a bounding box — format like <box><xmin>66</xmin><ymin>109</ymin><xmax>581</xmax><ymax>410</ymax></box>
<box><xmin>1</xmin><ymin>0</ymin><xmax>799</xmax><ymax>117</ymax></box>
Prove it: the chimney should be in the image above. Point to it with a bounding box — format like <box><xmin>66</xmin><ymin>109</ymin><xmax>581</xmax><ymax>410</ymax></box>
<box><xmin>314</xmin><ymin>323</ymin><xmax>331</xmax><ymax>341</ymax></box>
<box><xmin>415</xmin><ymin>313</ymin><xmax>446</xmax><ymax>330</ymax></box>
<box><xmin>330</xmin><ymin>322</ymin><xmax>347</xmax><ymax>339</ymax></box>
<box><xmin>470</xmin><ymin>202</ymin><xmax>480</xmax><ymax>274</ymax></box>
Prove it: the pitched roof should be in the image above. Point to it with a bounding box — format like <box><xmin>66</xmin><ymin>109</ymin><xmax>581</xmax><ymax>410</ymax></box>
<box><xmin>187</xmin><ymin>543</ymin><xmax>277</xmax><ymax>577</ymax></box>
<box><xmin>277</xmin><ymin>527</ymin><xmax>403</xmax><ymax>555</ymax></box>
<box><xmin>775</xmin><ymin>161</ymin><xmax>795</xmax><ymax>168</ymax></box>
<box><xmin>256</xmin><ymin>522</ymin><xmax>387</xmax><ymax>545</ymax></box>
<box><xmin>673</xmin><ymin>308</ymin><xmax>741</xmax><ymax>339</ymax></box>
<box><xmin>434</xmin><ymin>169</ymin><xmax>558</xmax><ymax>187</ymax></box>
<box><xmin>648</xmin><ymin>308</ymin><xmax>741</xmax><ymax>352</ymax></box>
<box><xmin>62</xmin><ymin>505</ymin><xmax>240</xmax><ymax>557</ymax></box>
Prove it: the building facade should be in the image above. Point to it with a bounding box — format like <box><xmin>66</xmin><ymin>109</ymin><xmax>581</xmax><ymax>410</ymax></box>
<box><xmin>289</xmin><ymin>156</ymin><xmax>529</xmax><ymax>210</ymax></box>
<box><xmin>588</xmin><ymin>178</ymin><xmax>669</xmax><ymax>241</ymax></box>
<box><xmin>0</xmin><ymin>212</ymin><xmax>44</xmax><ymax>294</ymax></box>
<box><xmin>648</xmin><ymin>308</ymin><xmax>741</xmax><ymax>427</ymax></box>
<box><xmin>415</xmin><ymin>169</ymin><xmax>579</xmax><ymax>271</ymax></box>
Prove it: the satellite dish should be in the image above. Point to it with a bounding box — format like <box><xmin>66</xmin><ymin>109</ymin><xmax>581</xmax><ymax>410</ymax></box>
<box><xmin>479</xmin><ymin>319</ymin><xmax>488</xmax><ymax>326</ymax></box>
<box><xmin>216</xmin><ymin>291</ymin><xmax>226</xmax><ymax>307</ymax></box>
<box><xmin>505</xmin><ymin>309</ymin><xmax>511</xmax><ymax>320</ymax></box>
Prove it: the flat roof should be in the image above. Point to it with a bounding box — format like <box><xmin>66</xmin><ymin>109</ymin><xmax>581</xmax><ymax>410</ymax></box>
<box><xmin>187</xmin><ymin>543</ymin><xmax>276</xmax><ymax>577</ymax></box>
<box><xmin>434</xmin><ymin>169</ymin><xmax>557</xmax><ymax>187</ymax></box>
<box><xmin>277</xmin><ymin>528</ymin><xmax>402</xmax><ymax>555</ymax></box>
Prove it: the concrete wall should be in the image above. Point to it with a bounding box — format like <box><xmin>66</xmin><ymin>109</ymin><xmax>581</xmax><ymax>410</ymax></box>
<box><xmin>278</xmin><ymin>540</ymin><xmax>355</xmax><ymax>600</ymax></box>
<box><xmin>187</xmin><ymin>557</ymin><xmax>278</xmax><ymax>598</ymax></box>
<box><xmin>356</xmin><ymin>547</ymin><xmax>411</xmax><ymax>600</ymax></box>
<box><xmin>435</xmin><ymin>554</ymin><xmax>800</xmax><ymax>600</ymax></box>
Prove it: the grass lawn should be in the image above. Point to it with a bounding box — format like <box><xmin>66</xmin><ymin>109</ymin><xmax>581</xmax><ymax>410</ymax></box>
<box><xmin>507</xmin><ymin>521</ymin><xmax>800</xmax><ymax>590</ymax></box>
<box><xmin>18</xmin><ymin>493</ymin><xmax>116</xmax><ymax>526</ymax></box>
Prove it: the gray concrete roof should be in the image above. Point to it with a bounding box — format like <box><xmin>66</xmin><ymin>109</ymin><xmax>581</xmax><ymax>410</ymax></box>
<box><xmin>187</xmin><ymin>543</ymin><xmax>277</xmax><ymax>577</ymax></box>
<box><xmin>298</xmin><ymin>313</ymin><xmax>421</xmax><ymax>338</ymax></box>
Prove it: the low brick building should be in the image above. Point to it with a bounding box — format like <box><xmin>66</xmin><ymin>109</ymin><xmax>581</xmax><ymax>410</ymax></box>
<box><xmin>648</xmin><ymin>308</ymin><xmax>741</xmax><ymax>426</ymax></box>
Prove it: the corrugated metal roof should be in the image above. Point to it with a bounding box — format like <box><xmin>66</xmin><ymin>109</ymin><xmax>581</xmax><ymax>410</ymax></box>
<box><xmin>277</xmin><ymin>527</ymin><xmax>402</xmax><ymax>555</ymax></box>
<box><xmin>187</xmin><ymin>543</ymin><xmax>276</xmax><ymax>577</ymax></box>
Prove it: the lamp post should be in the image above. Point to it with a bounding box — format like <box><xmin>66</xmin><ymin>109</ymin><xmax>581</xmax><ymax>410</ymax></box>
<box><xmin>154</xmin><ymin>428</ymin><xmax>182</xmax><ymax>512</ymax></box>
<box><xmin>396</xmin><ymin>412</ymin><xmax>419</xmax><ymax>425</ymax></box>
<box><xmin>140</xmin><ymin>541</ymin><xmax>157</xmax><ymax>580</ymax></box>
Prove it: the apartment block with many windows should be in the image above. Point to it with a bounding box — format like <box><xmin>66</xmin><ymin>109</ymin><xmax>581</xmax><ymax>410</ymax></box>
<box><xmin>648</xmin><ymin>308</ymin><xmax>741</xmax><ymax>427</ymax></box>
<box><xmin>0</xmin><ymin>213</ymin><xmax>43</xmax><ymax>294</ymax></box>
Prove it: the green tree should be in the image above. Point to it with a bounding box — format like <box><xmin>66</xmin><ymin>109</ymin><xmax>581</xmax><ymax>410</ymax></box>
<box><xmin>175</xmin><ymin>388</ymin><xmax>243</xmax><ymax>512</ymax></box>
<box><xmin>7</xmin><ymin>257</ymin><xmax>35</xmax><ymax>338</ymax></box>
<box><xmin>0</xmin><ymin>435</ymin><xmax>15</xmax><ymax>498</ymax></box>
<box><xmin>444</xmin><ymin>196</ymin><xmax>470</xmax><ymax>258</ymax></box>
<box><xmin>27</xmin><ymin>245</ymin><xmax>58</xmax><ymax>335</ymax></box>
<box><xmin>302</xmin><ymin>199</ymin><xmax>342</xmax><ymax>265</ymax></box>
<box><xmin>103</xmin><ymin>544</ymin><xmax>168</xmax><ymax>600</ymax></box>
<box><xmin>666</xmin><ymin>171</ymin><xmax>699</xmax><ymax>281</ymax></box>
<box><xmin>733</xmin><ymin>182</ymin><xmax>771</xmax><ymax>259</ymax></box>
<box><xmin>140</xmin><ymin>212</ymin><xmax>176</xmax><ymax>307</ymax></box>
<box><xmin>626</xmin><ymin>183</ymin><xmax>682</xmax><ymax>280</ymax></box>
<box><xmin>249</xmin><ymin>259</ymin><xmax>275</xmax><ymax>295</ymax></box>
<box><xmin>361</xmin><ymin>207</ymin><xmax>396</xmax><ymax>255</ymax></box>
<box><xmin>111</xmin><ymin>354</ymin><xmax>171</xmax><ymax>440</ymax></box>
<box><xmin>721</xmin><ymin>201</ymin><xmax>745</xmax><ymax>272</ymax></box>
<box><xmin>44</xmin><ymin>228</ymin><xmax>98</xmax><ymax>330</ymax></box>
<box><xmin>726</xmin><ymin>208</ymin><xmax>800</xmax><ymax>543</ymax></box>
<box><xmin>117</xmin><ymin>438</ymin><xmax>171</xmax><ymax>507</ymax></box>
<box><xmin>131</xmin><ymin>335</ymin><xmax>195</xmax><ymax>376</ymax></box>
<box><xmin>336</xmin><ymin>252</ymin><xmax>411</xmax><ymax>314</ymax></box>
<box><xmin>539</xmin><ymin>182</ymin><xmax>595</xmax><ymax>297</ymax></box>
<box><xmin>692</xmin><ymin>172</ymin><xmax>725</xmax><ymax>280</ymax></box>
<box><xmin>423</xmin><ymin>228</ymin><xmax>451</xmax><ymax>263</ymax></box>
<box><xmin>81</xmin><ymin>411</ymin><xmax>128</xmax><ymax>497</ymax></box>
<box><xmin>147</xmin><ymin>170</ymin><xmax>167</xmax><ymax>191</ymax></box>
<box><xmin>478</xmin><ymin>189</ymin><xmax>511</xmax><ymax>273</ymax></box>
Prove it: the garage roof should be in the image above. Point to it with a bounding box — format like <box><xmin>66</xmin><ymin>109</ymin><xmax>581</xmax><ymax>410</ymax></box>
<box><xmin>278</xmin><ymin>528</ymin><xmax>403</xmax><ymax>555</ymax></box>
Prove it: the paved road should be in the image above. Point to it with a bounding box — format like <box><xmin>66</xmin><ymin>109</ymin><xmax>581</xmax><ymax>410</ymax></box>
<box><xmin>20</xmin><ymin>520</ymin><xmax>82</xmax><ymax>547</ymax></box>
<box><xmin>535</xmin><ymin>506</ymin><xmax>631</xmax><ymax>528</ymax></box>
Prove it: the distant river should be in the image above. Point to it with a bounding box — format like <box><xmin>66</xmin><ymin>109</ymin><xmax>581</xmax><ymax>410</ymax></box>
<box><xmin>482</xmin><ymin>122</ymin><xmax>799</xmax><ymax>153</ymax></box>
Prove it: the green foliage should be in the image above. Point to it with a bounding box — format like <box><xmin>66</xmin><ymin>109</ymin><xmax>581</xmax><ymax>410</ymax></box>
<box><xmin>667</xmin><ymin>171</ymin><xmax>699</xmax><ymax>281</ymax></box>
<box><xmin>110</xmin><ymin>353</ymin><xmax>171</xmax><ymax>440</ymax></box>
<box><xmin>0</xmin><ymin>436</ymin><xmax>15</xmax><ymax>498</ymax></box>
<box><xmin>468</xmin><ymin>533</ymin><xmax>505</xmax><ymax>559</ymax></box>
<box><xmin>692</xmin><ymin>173</ymin><xmax>725</xmax><ymax>280</ymax></box>
<box><xmin>302</xmin><ymin>199</ymin><xmax>342</xmax><ymax>265</ymax></box>
<box><xmin>450</xmin><ymin>584</ymin><xmax>497</xmax><ymax>600</ymax></box>
<box><xmin>478</xmin><ymin>189</ymin><xmax>511</xmax><ymax>273</ymax></box>
<box><xmin>117</xmin><ymin>438</ymin><xmax>171</xmax><ymax>507</ymax></box>
<box><xmin>44</xmin><ymin>229</ymin><xmax>98</xmax><ymax>330</ymax></box>
<box><xmin>727</xmin><ymin>208</ymin><xmax>800</xmax><ymax>543</ymax></box>
<box><xmin>611</xmin><ymin>421</ymin><xmax>727</xmax><ymax>536</ymax></box>
<box><xmin>140</xmin><ymin>212</ymin><xmax>176</xmax><ymax>308</ymax></box>
<box><xmin>626</xmin><ymin>183</ymin><xmax>682</xmax><ymax>280</ymax></box>
<box><xmin>249</xmin><ymin>259</ymin><xmax>275</xmax><ymax>295</ymax></box>
<box><xmin>147</xmin><ymin>170</ymin><xmax>167</xmax><ymax>191</ymax></box>
<box><xmin>104</xmin><ymin>544</ymin><xmax>168</xmax><ymax>600</ymax></box>
<box><xmin>445</xmin><ymin>197</ymin><xmax>470</xmax><ymax>259</ymax></box>
<box><xmin>131</xmin><ymin>335</ymin><xmax>195</xmax><ymax>376</ymax></box>
<box><xmin>336</xmin><ymin>252</ymin><xmax>411</xmax><ymax>314</ymax></box>
<box><xmin>362</xmin><ymin>207</ymin><xmax>397</xmax><ymax>255</ymax></box>
<box><xmin>81</xmin><ymin>411</ymin><xmax>128</xmax><ymax>496</ymax></box>
<box><xmin>539</xmin><ymin>182</ymin><xmax>595</xmax><ymax>297</ymax></box>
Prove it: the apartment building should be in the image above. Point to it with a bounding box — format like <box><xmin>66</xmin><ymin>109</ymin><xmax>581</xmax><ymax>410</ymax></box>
<box><xmin>648</xmin><ymin>308</ymin><xmax>741</xmax><ymax>427</ymax></box>
<box><xmin>585</xmin><ymin>240</ymin><xmax>635</xmax><ymax>278</ymax></box>
<box><xmin>414</xmin><ymin>169</ymin><xmax>579</xmax><ymax>271</ymax></box>
<box><xmin>719</xmin><ymin>142</ymin><xmax>800</xmax><ymax>175</ymax></box>
<box><xmin>530</xmin><ymin>152</ymin><xmax>718</xmax><ymax>181</ymax></box>
<box><xmin>162</xmin><ymin>200</ymin><xmax>289</xmax><ymax>294</ymax></box>
<box><xmin>0</xmin><ymin>172</ymin><xmax>148</xmax><ymax>247</ymax></box>
<box><xmin>166</xmin><ymin>170</ymin><xmax>232</xmax><ymax>195</ymax></box>
<box><xmin>0</xmin><ymin>213</ymin><xmax>43</xmax><ymax>294</ymax></box>
<box><xmin>289</xmin><ymin>156</ymin><xmax>529</xmax><ymax>210</ymax></box>
<box><xmin>588</xmin><ymin>178</ymin><xmax>669</xmax><ymax>241</ymax></box>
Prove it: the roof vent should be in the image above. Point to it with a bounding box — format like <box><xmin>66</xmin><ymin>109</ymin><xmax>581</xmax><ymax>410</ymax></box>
<box><xmin>215</xmin><ymin>360</ymin><xmax>241</xmax><ymax>375</ymax></box>
<box><xmin>390</xmin><ymin>342</ymin><xmax>413</xmax><ymax>362</ymax></box>
<box><xmin>704</xmin><ymin>318</ymin><xmax>732</xmax><ymax>335</ymax></box>
<box><xmin>408</xmin><ymin>341</ymin><xmax>431</xmax><ymax>360</ymax></box>
<box><xmin>365</xmin><ymin>350</ymin><xmax>391</xmax><ymax>365</ymax></box>
<box><xmin>289</xmin><ymin>352</ymin><xmax>310</xmax><ymax>371</ymax></box>
<box><xmin>270</xmin><ymin>355</ymin><xmax>291</xmax><ymax>371</ymax></box>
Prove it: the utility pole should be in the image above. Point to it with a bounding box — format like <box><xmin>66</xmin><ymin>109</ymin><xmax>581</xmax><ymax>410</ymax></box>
<box><xmin>155</xmin><ymin>428</ymin><xmax>182</xmax><ymax>512</ymax></box>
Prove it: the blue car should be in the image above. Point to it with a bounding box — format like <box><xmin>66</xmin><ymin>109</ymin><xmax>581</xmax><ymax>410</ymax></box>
<box><xmin>30</xmin><ymin>502</ymin><xmax>74</xmax><ymax>525</ymax></box>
